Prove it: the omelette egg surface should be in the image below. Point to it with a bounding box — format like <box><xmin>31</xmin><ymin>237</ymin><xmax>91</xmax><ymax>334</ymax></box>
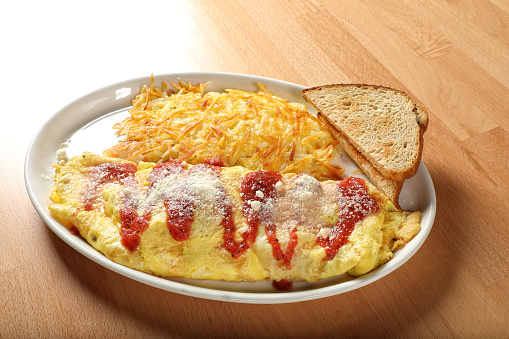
<box><xmin>49</xmin><ymin>152</ymin><xmax>420</xmax><ymax>283</ymax></box>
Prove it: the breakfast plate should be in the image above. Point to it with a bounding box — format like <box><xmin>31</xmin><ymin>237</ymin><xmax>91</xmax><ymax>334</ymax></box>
<box><xmin>24</xmin><ymin>72</ymin><xmax>436</xmax><ymax>304</ymax></box>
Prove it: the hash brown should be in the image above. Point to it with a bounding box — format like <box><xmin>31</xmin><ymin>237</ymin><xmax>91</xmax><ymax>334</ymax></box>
<box><xmin>103</xmin><ymin>77</ymin><xmax>344</xmax><ymax>181</ymax></box>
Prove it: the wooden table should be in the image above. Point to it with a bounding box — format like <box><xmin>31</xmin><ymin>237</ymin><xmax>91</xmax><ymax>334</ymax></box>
<box><xmin>2</xmin><ymin>0</ymin><xmax>508</xmax><ymax>337</ymax></box>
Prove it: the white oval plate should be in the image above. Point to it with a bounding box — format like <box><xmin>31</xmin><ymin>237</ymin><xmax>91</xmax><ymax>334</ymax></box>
<box><xmin>25</xmin><ymin>73</ymin><xmax>436</xmax><ymax>304</ymax></box>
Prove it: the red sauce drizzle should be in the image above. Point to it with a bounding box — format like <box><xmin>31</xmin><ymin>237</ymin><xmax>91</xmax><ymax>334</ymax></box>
<box><xmin>241</xmin><ymin>170</ymin><xmax>281</xmax><ymax>225</ymax></box>
<box><xmin>203</xmin><ymin>157</ymin><xmax>225</xmax><ymax>167</ymax></box>
<box><xmin>120</xmin><ymin>206</ymin><xmax>150</xmax><ymax>252</ymax></box>
<box><xmin>83</xmin><ymin>162</ymin><xmax>137</xmax><ymax>211</ymax></box>
<box><xmin>239</xmin><ymin>170</ymin><xmax>297</xmax><ymax>267</ymax></box>
<box><xmin>164</xmin><ymin>196</ymin><xmax>194</xmax><ymax>241</ymax></box>
<box><xmin>222</xmin><ymin>204</ymin><xmax>252</xmax><ymax>258</ymax></box>
<box><xmin>70</xmin><ymin>226</ymin><xmax>80</xmax><ymax>236</ymax></box>
<box><xmin>187</xmin><ymin>163</ymin><xmax>247</xmax><ymax>258</ymax></box>
<box><xmin>266</xmin><ymin>226</ymin><xmax>298</xmax><ymax>269</ymax></box>
<box><xmin>318</xmin><ymin>176</ymin><xmax>380</xmax><ymax>260</ymax></box>
<box><xmin>149</xmin><ymin>161</ymin><xmax>195</xmax><ymax>242</ymax></box>
<box><xmin>82</xmin><ymin>162</ymin><xmax>153</xmax><ymax>252</ymax></box>
<box><xmin>272</xmin><ymin>279</ymin><xmax>293</xmax><ymax>290</ymax></box>
<box><xmin>148</xmin><ymin>161</ymin><xmax>186</xmax><ymax>188</ymax></box>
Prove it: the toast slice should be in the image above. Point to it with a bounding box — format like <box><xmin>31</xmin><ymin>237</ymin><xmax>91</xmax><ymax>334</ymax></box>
<box><xmin>303</xmin><ymin>84</ymin><xmax>428</xmax><ymax>182</ymax></box>
<box><xmin>317</xmin><ymin>113</ymin><xmax>404</xmax><ymax>209</ymax></box>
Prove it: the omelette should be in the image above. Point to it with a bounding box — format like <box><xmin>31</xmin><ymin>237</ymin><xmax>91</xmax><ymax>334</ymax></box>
<box><xmin>49</xmin><ymin>152</ymin><xmax>420</xmax><ymax>283</ymax></box>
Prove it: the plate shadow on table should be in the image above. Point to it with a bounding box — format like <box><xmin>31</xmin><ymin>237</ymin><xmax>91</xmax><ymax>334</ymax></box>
<box><xmin>44</xmin><ymin>167</ymin><xmax>465</xmax><ymax>338</ymax></box>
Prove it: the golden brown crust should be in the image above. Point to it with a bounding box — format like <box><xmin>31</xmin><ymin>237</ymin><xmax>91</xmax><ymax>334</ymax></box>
<box><xmin>104</xmin><ymin>82</ymin><xmax>344</xmax><ymax>181</ymax></box>
<box><xmin>416</xmin><ymin>106</ymin><xmax>429</xmax><ymax>133</ymax></box>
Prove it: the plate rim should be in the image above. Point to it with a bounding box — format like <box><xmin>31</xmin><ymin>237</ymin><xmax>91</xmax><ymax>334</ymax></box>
<box><xmin>24</xmin><ymin>72</ymin><xmax>436</xmax><ymax>304</ymax></box>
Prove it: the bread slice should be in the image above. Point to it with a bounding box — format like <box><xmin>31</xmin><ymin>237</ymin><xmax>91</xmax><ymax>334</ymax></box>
<box><xmin>317</xmin><ymin>113</ymin><xmax>403</xmax><ymax>209</ymax></box>
<box><xmin>303</xmin><ymin>84</ymin><xmax>428</xmax><ymax>182</ymax></box>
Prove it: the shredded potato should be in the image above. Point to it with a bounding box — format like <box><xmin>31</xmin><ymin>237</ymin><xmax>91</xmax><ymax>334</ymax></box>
<box><xmin>103</xmin><ymin>76</ymin><xmax>344</xmax><ymax>180</ymax></box>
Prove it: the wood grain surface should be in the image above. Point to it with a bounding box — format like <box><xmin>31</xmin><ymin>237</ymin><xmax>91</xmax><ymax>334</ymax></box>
<box><xmin>2</xmin><ymin>0</ymin><xmax>509</xmax><ymax>337</ymax></box>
